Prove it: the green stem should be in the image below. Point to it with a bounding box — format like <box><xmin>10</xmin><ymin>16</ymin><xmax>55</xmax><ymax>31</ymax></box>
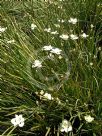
<box><xmin>7</xmin><ymin>126</ymin><xmax>17</xmax><ymax>136</ymax></box>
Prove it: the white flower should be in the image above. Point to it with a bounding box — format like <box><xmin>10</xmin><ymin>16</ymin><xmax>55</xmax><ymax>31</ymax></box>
<box><xmin>43</xmin><ymin>93</ymin><xmax>53</xmax><ymax>100</ymax></box>
<box><xmin>43</xmin><ymin>45</ymin><xmax>53</xmax><ymax>51</ymax></box>
<box><xmin>93</xmin><ymin>55</ymin><xmax>97</xmax><ymax>59</ymax></box>
<box><xmin>58</xmin><ymin>5</ymin><xmax>63</xmax><ymax>9</ymax></box>
<box><xmin>43</xmin><ymin>45</ymin><xmax>62</xmax><ymax>55</ymax></box>
<box><xmin>50</xmin><ymin>31</ymin><xmax>58</xmax><ymax>35</ymax></box>
<box><xmin>32</xmin><ymin>60</ymin><xmax>42</xmax><ymax>68</ymax></box>
<box><xmin>0</xmin><ymin>26</ymin><xmax>7</xmax><ymax>33</ymax></box>
<box><xmin>70</xmin><ymin>34</ymin><xmax>78</xmax><ymax>40</ymax></box>
<box><xmin>11</xmin><ymin>114</ymin><xmax>24</xmax><ymax>127</ymax></box>
<box><xmin>44</xmin><ymin>28</ymin><xmax>51</xmax><ymax>33</ymax></box>
<box><xmin>59</xmin><ymin>34</ymin><xmax>69</xmax><ymax>40</ymax></box>
<box><xmin>31</xmin><ymin>23</ymin><xmax>37</xmax><ymax>30</ymax></box>
<box><xmin>40</xmin><ymin>90</ymin><xmax>44</xmax><ymax>95</ymax></box>
<box><xmin>47</xmin><ymin>53</ymin><xmax>54</xmax><ymax>60</ymax></box>
<box><xmin>98</xmin><ymin>47</ymin><xmax>101</xmax><ymax>51</ymax></box>
<box><xmin>68</xmin><ymin>18</ymin><xmax>77</xmax><ymax>24</ymax></box>
<box><xmin>54</xmin><ymin>24</ymin><xmax>60</xmax><ymax>28</ymax></box>
<box><xmin>59</xmin><ymin>0</ymin><xmax>65</xmax><ymax>1</ymax></box>
<box><xmin>58</xmin><ymin>19</ymin><xmax>65</xmax><ymax>23</ymax></box>
<box><xmin>97</xmin><ymin>3</ymin><xmax>102</xmax><ymax>7</ymax></box>
<box><xmin>35</xmin><ymin>91</ymin><xmax>38</xmax><ymax>95</ymax></box>
<box><xmin>58</xmin><ymin>55</ymin><xmax>63</xmax><ymax>59</ymax></box>
<box><xmin>81</xmin><ymin>33</ymin><xmax>89</xmax><ymax>38</ymax></box>
<box><xmin>90</xmin><ymin>62</ymin><xmax>93</xmax><ymax>66</ymax></box>
<box><xmin>50</xmin><ymin>48</ymin><xmax>62</xmax><ymax>55</ymax></box>
<box><xmin>7</xmin><ymin>39</ymin><xmax>15</xmax><ymax>43</ymax></box>
<box><xmin>90</xmin><ymin>24</ymin><xmax>94</xmax><ymax>28</ymax></box>
<box><xmin>84</xmin><ymin>115</ymin><xmax>94</xmax><ymax>123</ymax></box>
<box><xmin>60</xmin><ymin>119</ymin><xmax>72</xmax><ymax>133</ymax></box>
<box><xmin>56</xmin><ymin>97</ymin><xmax>61</xmax><ymax>104</ymax></box>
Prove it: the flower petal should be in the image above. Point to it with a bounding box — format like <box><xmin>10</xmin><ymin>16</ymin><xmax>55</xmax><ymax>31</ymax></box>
<box><xmin>68</xmin><ymin>126</ymin><xmax>72</xmax><ymax>132</ymax></box>
<box><xmin>60</xmin><ymin>127</ymin><xmax>65</xmax><ymax>132</ymax></box>
<box><xmin>19</xmin><ymin>122</ymin><xmax>24</xmax><ymax>127</ymax></box>
<box><xmin>11</xmin><ymin>118</ymin><xmax>18</xmax><ymax>126</ymax></box>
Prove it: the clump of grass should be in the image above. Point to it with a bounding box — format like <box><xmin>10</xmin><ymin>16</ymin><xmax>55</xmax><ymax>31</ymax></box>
<box><xmin>0</xmin><ymin>0</ymin><xmax>102</xmax><ymax>135</ymax></box>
